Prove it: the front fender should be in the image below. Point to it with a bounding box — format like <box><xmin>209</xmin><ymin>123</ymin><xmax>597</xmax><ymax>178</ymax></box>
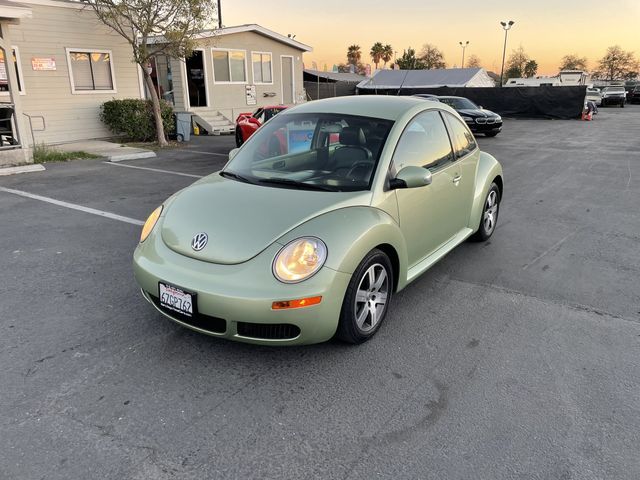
<box><xmin>276</xmin><ymin>206</ymin><xmax>408</xmax><ymax>291</ymax></box>
<box><xmin>469</xmin><ymin>152</ymin><xmax>503</xmax><ymax>232</ymax></box>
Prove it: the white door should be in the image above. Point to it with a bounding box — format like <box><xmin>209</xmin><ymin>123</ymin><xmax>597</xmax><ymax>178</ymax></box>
<box><xmin>281</xmin><ymin>56</ymin><xmax>294</xmax><ymax>104</ymax></box>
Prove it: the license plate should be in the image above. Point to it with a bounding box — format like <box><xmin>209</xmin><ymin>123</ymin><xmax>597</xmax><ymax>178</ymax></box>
<box><xmin>159</xmin><ymin>283</ymin><xmax>195</xmax><ymax>317</ymax></box>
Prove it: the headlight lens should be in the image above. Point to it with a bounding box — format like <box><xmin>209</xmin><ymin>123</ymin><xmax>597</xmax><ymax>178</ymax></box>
<box><xmin>140</xmin><ymin>205</ymin><xmax>162</xmax><ymax>243</ymax></box>
<box><xmin>495</xmin><ymin>115</ymin><xmax>502</xmax><ymax>122</ymax></box>
<box><xmin>273</xmin><ymin>237</ymin><xmax>327</xmax><ymax>283</ymax></box>
<box><xmin>462</xmin><ymin>116</ymin><xmax>474</xmax><ymax>123</ymax></box>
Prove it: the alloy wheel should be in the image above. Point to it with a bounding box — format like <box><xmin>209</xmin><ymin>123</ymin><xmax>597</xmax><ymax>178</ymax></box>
<box><xmin>354</xmin><ymin>263</ymin><xmax>389</xmax><ymax>332</ymax></box>
<box><xmin>483</xmin><ymin>190</ymin><xmax>499</xmax><ymax>234</ymax></box>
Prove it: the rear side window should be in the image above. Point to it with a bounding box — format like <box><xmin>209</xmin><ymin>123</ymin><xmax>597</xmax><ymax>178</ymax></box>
<box><xmin>392</xmin><ymin>110</ymin><xmax>453</xmax><ymax>171</ymax></box>
<box><xmin>443</xmin><ymin>112</ymin><xmax>477</xmax><ymax>159</ymax></box>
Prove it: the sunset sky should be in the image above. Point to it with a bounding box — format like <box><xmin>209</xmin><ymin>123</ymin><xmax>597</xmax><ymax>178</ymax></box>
<box><xmin>222</xmin><ymin>0</ymin><xmax>640</xmax><ymax>75</ymax></box>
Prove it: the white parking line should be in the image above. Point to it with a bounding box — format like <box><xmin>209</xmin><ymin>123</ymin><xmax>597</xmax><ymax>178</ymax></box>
<box><xmin>181</xmin><ymin>150</ymin><xmax>228</xmax><ymax>157</ymax></box>
<box><xmin>103</xmin><ymin>161</ymin><xmax>203</xmax><ymax>178</ymax></box>
<box><xmin>0</xmin><ymin>187</ymin><xmax>144</xmax><ymax>226</ymax></box>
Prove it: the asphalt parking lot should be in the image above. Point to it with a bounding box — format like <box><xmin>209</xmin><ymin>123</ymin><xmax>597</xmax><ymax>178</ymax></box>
<box><xmin>1</xmin><ymin>106</ymin><xmax>640</xmax><ymax>479</ymax></box>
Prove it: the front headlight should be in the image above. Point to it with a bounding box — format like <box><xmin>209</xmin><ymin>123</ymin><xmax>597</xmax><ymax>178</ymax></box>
<box><xmin>140</xmin><ymin>205</ymin><xmax>162</xmax><ymax>243</ymax></box>
<box><xmin>273</xmin><ymin>237</ymin><xmax>327</xmax><ymax>283</ymax></box>
<box><xmin>462</xmin><ymin>116</ymin><xmax>474</xmax><ymax>123</ymax></box>
<box><xmin>495</xmin><ymin>116</ymin><xmax>502</xmax><ymax>122</ymax></box>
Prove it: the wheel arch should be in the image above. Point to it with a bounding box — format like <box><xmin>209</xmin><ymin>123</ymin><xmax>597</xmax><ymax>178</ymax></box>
<box><xmin>374</xmin><ymin>243</ymin><xmax>400</xmax><ymax>293</ymax></box>
<box><xmin>469</xmin><ymin>152</ymin><xmax>504</xmax><ymax>232</ymax></box>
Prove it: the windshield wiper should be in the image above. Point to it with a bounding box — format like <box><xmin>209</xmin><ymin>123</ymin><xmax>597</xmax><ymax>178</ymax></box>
<box><xmin>220</xmin><ymin>170</ymin><xmax>254</xmax><ymax>184</ymax></box>
<box><xmin>258</xmin><ymin>177</ymin><xmax>337</xmax><ymax>191</ymax></box>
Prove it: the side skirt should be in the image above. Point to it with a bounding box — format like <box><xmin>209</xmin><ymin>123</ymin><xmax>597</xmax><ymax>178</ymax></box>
<box><xmin>405</xmin><ymin>228</ymin><xmax>474</xmax><ymax>285</ymax></box>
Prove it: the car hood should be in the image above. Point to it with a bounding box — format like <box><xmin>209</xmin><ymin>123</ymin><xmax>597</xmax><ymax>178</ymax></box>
<box><xmin>160</xmin><ymin>174</ymin><xmax>371</xmax><ymax>264</ymax></box>
<box><xmin>457</xmin><ymin>108</ymin><xmax>500</xmax><ymax>119</ymax></box>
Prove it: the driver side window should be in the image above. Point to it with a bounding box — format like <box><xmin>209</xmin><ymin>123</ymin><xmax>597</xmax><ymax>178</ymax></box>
<box><xmin>392</xmin><ymin>110</ymin><xmax>453</xmax><ymax>172</ymax></box>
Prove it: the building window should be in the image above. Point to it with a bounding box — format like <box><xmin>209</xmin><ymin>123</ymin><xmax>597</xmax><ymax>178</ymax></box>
<box><xmin>212</xmin><ymin>49</ymin><xmax>246</xmax><ymax>83</ymax></box>
<box><xmin>66</xmin><ymin>49</ymin><xmax>116</xmax><ymax>93</ymax></box>
<box><xmin>252</xmin><ymin>52</ymin><xmax>272</xmax><ymax>84</ymax></box>
<box><xmin>0</xmin><ymin>47</ymin><xmax>24</xmax><ymax>94</ymax></box>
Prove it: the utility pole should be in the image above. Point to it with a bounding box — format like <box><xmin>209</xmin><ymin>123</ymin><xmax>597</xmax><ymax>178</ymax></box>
<box><xmin>499</xmin><ymin>20</ymin><xmax>515</xmax><ymax>86</ymax></box>
<box><xmin>217</xmin><ymin>0</ymin><xmax>222</xmax><ymax>28</ymax></box>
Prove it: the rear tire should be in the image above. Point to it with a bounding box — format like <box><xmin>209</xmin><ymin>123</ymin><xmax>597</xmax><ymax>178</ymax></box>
<box><xmin>336</xmin><ymin>249</ymin><xmax>393</xmax><ymax>344</ymax></box>
<box><xmin>235</xmin><ymin>129</ymin><xmax>244</xmax><ymax>147</ymax></box>
<box><xmin>470</xmin><ymin>183</ymin><xmax>501</xmax><ymax>242</ymax></box>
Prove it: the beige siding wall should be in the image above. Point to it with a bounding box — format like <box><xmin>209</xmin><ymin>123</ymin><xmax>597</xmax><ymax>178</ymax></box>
<box><xmin>179</xmin><ymin>32</ymin><xmax>307</xmax><ymax>121</ymax></box>
<box><xmin>9</xmin><ymin>2</ymin><xmax>142</xmax><ymax>146</ymax></box>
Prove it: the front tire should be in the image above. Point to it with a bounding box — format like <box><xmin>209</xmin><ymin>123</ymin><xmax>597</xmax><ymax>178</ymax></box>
<box><xmin>485</xmin><ymin>131</ymin><xmax>499</xmax><ymax>137</ymax></box>
<box><xmin>235</xmin><ymin>128</ymin><xmax>244</xmax><ymax>147</ymax></box>
<box><xmin>336</xmin><ymin>249</ymin><xmax>393</xmax><ymax>344</ymax></box>
<box><xmin>471</xmin><ymin>183</ymin><xmax>500</xmax><ymax>242</ymax></box>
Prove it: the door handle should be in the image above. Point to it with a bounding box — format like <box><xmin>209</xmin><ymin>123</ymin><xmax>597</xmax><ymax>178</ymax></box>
<box><xmin>452</xmin><ymin>175</ymin><xmax>462</xmax><ymax>184</ymax></box>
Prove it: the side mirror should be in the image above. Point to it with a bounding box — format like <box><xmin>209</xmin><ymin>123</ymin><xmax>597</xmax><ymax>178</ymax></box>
<box><xmin>390</xmin><ymin>166</ymin><xmax>432</xmax><ymax>190</ymax></box>
<box><xmin>228</xmin><ymin>148</ymin><xmax>240</xmax><ymax>160</ymax></box>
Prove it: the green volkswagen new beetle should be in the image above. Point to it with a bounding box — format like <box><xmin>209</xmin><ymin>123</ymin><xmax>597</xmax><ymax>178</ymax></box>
<box><xmin>133</xmin><ymin>96</ymin><xmax>503</xmax><ymax>345</ymax></box>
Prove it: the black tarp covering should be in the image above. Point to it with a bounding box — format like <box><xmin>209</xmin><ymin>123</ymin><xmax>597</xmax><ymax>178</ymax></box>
<box><xmin>356</xmin><ymin>86</ymin><xmax>587</xmax><ymax>119</ymax></box>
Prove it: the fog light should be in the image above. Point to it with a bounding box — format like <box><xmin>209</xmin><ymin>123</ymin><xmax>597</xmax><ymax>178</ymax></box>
<box><xmin>272</xmin><ymin>296</ymin><xmax>322</xmax><ymax>310</ymax></box>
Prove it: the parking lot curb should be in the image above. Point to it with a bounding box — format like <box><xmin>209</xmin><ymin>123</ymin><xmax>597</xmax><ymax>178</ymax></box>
<box><xmin>107</xmin><ymin>151</ymin><xmax>157</xmax><ymax>162</ymax></box>
<box><xmin>0</xmin><ymin>164</ymin><xmax>46</xmax><ymax>176</ymax></box>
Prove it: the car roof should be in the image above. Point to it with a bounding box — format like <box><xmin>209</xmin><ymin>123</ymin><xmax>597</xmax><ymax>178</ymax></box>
<box><xmin>284</xmin><ymin>95</ymin><xmax>431</xmax><ymax>121</ymax></box>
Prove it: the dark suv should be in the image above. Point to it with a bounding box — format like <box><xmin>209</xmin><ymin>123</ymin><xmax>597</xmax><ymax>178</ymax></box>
<box><xmin>628</xmin><ymin>86</ymin><xmax>640</xmax><ymax>104</ymax></box>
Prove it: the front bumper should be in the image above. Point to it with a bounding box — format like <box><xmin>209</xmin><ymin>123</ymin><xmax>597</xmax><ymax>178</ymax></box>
<box><xmin>470</xmin><ymin>121</ymin><xmax>503</xmax><ymax>134</ymax></box>
<box><xmin>133</xmin><ymin>231</ymin><xmax>351</xmax><ymax>346</ymax></box>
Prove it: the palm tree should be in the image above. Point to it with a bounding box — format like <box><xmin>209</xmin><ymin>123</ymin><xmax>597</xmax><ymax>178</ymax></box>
<box><xmin>382</xmin><ymin>44</ymin><xmax>394</xmax><ymax>69</ymax></box>
<box><xmin>370</xmin><ymin>42</ymin><xmax>384</xmax><ymax>71</ymax></box>
<box><xmin>347</xmin><ymin>45</ymin><xmax>362</xmax><ymax>67</ymax></box>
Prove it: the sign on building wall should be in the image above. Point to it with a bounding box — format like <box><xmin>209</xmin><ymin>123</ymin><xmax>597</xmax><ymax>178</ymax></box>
<box><xmin>245</xmin><ymin>85</ymin><xmax>257</xmax><ymax>105</ymax></box>
<box><xmin>32</xmin><ymin>58</ymin><xmax>57</xmax><ymax>71</ymax></box>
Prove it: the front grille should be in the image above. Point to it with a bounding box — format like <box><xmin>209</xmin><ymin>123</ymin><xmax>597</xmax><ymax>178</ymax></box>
<box><xmin>237</xmin><ymin>322</ymin><xmax>301</xmax><ymax>340</ymax></box>
<box><xmin>475</xmin><ymin>118</ymin><xmax>487</xmax><ymax>124</ymax></box>
<box><xmin>149</xmin><ymin>294</ymin><xmax>226</xmax><ymax>334</ymax></box>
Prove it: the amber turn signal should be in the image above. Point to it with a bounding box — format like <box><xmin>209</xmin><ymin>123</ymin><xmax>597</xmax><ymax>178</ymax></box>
<box><xmin>272</xmin><ymin>296</ymin><xmax>322</xmax><ymax>310</ymax></box>
<box><xmin>140</xmin><ymin>205</ymin><xmax>162</xmax><ymax>243</ymax></box>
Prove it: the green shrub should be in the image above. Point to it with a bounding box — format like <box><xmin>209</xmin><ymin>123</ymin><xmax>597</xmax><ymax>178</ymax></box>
<box><xmin>100</xmin><ymin>98</ymin><xmax>175</xmax><ymax>142</ymax></box>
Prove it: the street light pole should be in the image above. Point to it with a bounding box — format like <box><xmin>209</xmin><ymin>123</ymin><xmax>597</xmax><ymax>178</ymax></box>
<box><xmin>499</xmin><ymin>20</ymin><xmax>515</xmax><ymax>87</ymax></box>
<box><xmin>459</xmin><ymin>41</ymin><xmax>469</xmax><ymax>68</ymax></box>
<box><xmin>217</xmin><ymin>0</ymin><xmax>223</xmax><ymax>29</ymax></box>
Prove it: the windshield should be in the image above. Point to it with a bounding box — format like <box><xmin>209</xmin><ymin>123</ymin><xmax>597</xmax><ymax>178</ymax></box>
<box><xmin>604</xmin><ymin>87</ymin><xmax>625</xmax><ymax>92</ymax></box>
<box><xmin>438</xmin><ymin>97</ymin><xmax>479</xmax><ymax>110</ymax></box>
<box><xmin>223</xmin><ymin>112</ymin><xmax>394</xmax><ymax>192</ymax></box>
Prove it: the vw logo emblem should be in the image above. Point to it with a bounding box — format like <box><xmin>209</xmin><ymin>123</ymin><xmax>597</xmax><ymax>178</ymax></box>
<box><xmin>191</xmin><ymin>232</ymin><xmax>208</xmax><ymax>251</ymax></box>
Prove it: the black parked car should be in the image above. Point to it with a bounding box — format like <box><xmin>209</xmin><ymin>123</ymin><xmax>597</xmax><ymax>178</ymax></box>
<box><xmin>627</xmin><ymin>86</ymin><xmax>640</xmax><ymax>104</ymax></box>
<box><xmin>437</xmin><ymin>96</ymin><xmax>502</xmax><ymax>137</ymax></box>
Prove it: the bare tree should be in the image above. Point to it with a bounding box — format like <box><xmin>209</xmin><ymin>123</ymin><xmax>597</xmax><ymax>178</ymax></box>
<box><xmin>88</xmin><ymin>0</ymin><xmax>215</xmax><ymax>146</ymax></box>
<box><xmin>419</xmin><ymin>44</ymin><xmax>446</xmax><ymax>69</ymax></box>
<box><xmin>466</xmin><ymin>54</ymin><xmax>482</xmax><ymax>68</ymax></box>
<box><xmin>592</xmin><ymin>46</ymin><xmax>639</xmax><ymax>81</ymax></box>
<box><xmin>559</xmin><ymin>54</ymin><xmax>588</xmax><ymax>71</ymax></box>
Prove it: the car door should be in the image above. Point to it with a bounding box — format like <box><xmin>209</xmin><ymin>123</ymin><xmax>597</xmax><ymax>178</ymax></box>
<box><xmin>442</xmin><ymin>111</ymin><xmax>480</xmax><ymax>229</ymax></box>
<box><xmin>392</xmin><ymin>110</ymin><xmax>461</xmax><ymax>267</ymax></box>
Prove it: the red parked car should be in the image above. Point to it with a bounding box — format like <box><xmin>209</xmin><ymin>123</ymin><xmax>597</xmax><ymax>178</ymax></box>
<box><xmin>235</xmin><ymin>105</ymin><xmax>288</xmax><ymax>147</ymax></box>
